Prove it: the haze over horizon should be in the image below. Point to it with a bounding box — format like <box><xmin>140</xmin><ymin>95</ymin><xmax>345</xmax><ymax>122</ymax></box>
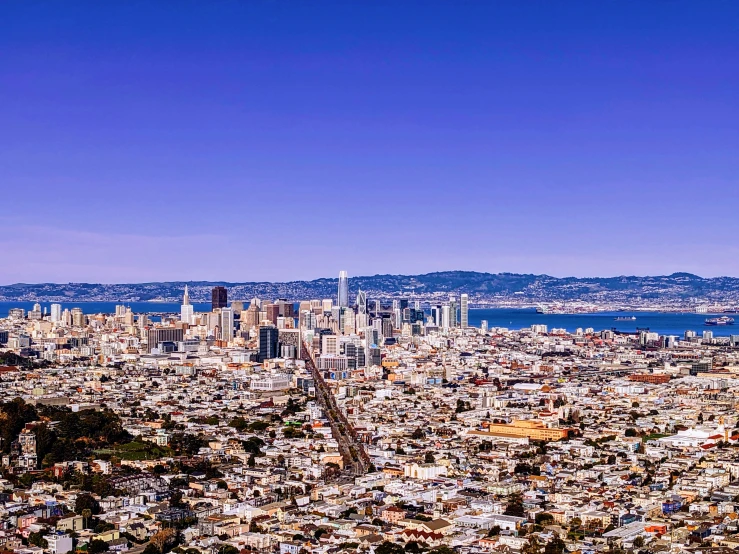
<box><xmin>2</xmin><ymin>1</ymin><xmax>738</xmax><ymax>283</ymax></box>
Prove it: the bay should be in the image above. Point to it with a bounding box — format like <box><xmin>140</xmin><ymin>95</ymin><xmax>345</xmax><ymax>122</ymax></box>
<box><xmin>0</xmin><ymin>302</ymin><xmax>735</xmax><ymax>337</ymax></box>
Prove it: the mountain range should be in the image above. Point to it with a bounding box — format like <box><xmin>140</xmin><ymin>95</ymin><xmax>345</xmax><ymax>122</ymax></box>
<box><xmin>1</xmin><ymin>271</ymin><xmax>738</xmax><ymax>305</ymax></box>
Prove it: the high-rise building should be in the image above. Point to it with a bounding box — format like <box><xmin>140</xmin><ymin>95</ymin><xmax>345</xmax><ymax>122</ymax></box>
<box><xmin>50</xmin><ymin>303</ymin><xmax>62</xmax><ymax>323</ymax></box>
<box><xmin>338</xmin><ymin>270</ymin><xmax>349</xmax><ymax>307</ymax></box>
<box><xmin>441</xmin><ymin>303</ymin><xmax>451</xmax><ymax>331</ymax></box>
<box><xmin>244</xmin><ymin>303</ymin><xmax>261</xmax><ymax>329</ymax></box>
<box><xmin>147</xmin><ymin>327</ymin><xmax>184</xmax><ymax>352</ymax></box>
<box><xmin>460</xmin><ymin>293</ymin><xmax>469</xmax><ymax>328</ymax></box>
<box><xmin>449</xmin><ymin>296</ymin><xmax>458</xmax><ymax>328</ymax></box>
<box><xmin>220</xmin><ymin>307</ymin><xmax>234</xmax><ymax>341</ymax></box>
<box><xmin>264</xmin><ymin>303</ymin><xmax>280</xmax><ymax>325</ymax></box>
<box><xmin>259</xmin><ymin>325</ymin><xmax>279</xmax><ymax>361</ymax></box>
<box><xmin>71</xmin><ymin>307</ymin><xmax>86</xmax><ymax>327</ymax></box>
<box><xmin>180</xmin><ymin>286</ymin><xmax>194</xmax><ymax>324</ymax></box>
<box><xmin>211</xmin><ymin>286</ymin><xmax>228</xmax><ymax>311</ymax></box>
<box><xmin>356</xmin><ymin>289</ymin><xmax>367</xmax><ymax>314</ymax></box>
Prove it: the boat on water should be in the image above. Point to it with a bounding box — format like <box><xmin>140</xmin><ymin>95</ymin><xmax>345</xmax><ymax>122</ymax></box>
<box><xmin>536</xmin><ymin>306</ymin><xmax>550</xmax><ymax>314</ymax></box>
<box><xmin>705</xmin><ymin>316</ymin><xmax>735</xmax><ymax>326</ymax></box>
<box><xmin>615</xmin><ymin>316</ymin><xmax>637</xmax><ymax>321</ymax></box>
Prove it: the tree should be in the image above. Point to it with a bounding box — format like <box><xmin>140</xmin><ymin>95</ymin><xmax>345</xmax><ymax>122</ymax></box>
<box><xmin>424</xmin><ymin>452</ymin><xmax>435</xmax><ymax>464</ymax></box>
<box><xmin>536</xmin><ymin>513</ymin><xmax>554</xmax><ymax>525</ymax></box>
<box><xmin>88</xmin><ymin>540</ymin><xmax>109</xmax><ymax>554</ymax></box>
<box><xmin>150</xmin><ymin>529</ymin><xmax>176</xmax><ymax>553</ymax></box>
<box><xmin>523</xmin><ymin>536</ymin><xmax>542</xmax><ymax>554</ymax></box>
<box><xmin>429</xmin><ymin>547</ymin><xmax>456</xmax><ymax>554</ymax></box>
<box><xmin>82</xmin><ymin>508</ymin><xmax>92</xmax><ymax>529</ymax></box>
<box><xmin>28</xmin><ymin>532</ymin><xmax>48</xmax><ymax>549</ymax></box>
<box><xmin>624</xmin><ymin>428</ymin><xmax>638</xmax><ymax>437</ymax></box>
<box><xmin>544</xmin><ymin>538</ymin><xmax>566</xmax><ymax>554</ymax></box>
<box><xmin>411</xmin><ymin>428</ymin><xmax>425</xmax><ymax>440</ymax></box>
<box><xmin>218</xmin><ymin>546</ymin><xmax>239</xmax><ymax>554</ymax></box>
<box><xmin>504</xmin><ymin>493</ymin><xmax>525</xmax><ymax>517</ymax></box>
<box><xmin>76</xmin><ymin>494</ymin><xmax>101</xmax><ymax>516</ymax></box>
<box><xmin>376</xmin><ymin>542</ymin><xmax>405</xmax><ymax>554</ymax></box>
<box><xmin>487</xmin><ymin>526</ymin><xmax>502</xmax><ymax>537</ymax></box>
<box><xmin>633</xmin><ymin>536</ymin><xmax>644</xmax><ymax>548</ymax></box>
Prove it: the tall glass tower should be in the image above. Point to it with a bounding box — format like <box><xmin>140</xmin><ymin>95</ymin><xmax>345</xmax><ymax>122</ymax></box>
<box><xmin>338</xmin><ymin>270</ymin><xmax>349</xmax><ymax>307</ymax></box>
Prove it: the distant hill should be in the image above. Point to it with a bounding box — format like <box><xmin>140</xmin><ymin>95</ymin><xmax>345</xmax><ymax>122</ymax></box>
<box><xmin>1</xmin><ymin>271</ymin><xmax>738</xmax><ymax>305</ymax></box>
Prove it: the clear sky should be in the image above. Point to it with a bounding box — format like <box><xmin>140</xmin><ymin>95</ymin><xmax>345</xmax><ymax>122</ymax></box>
<box><xmin>2</xmin><ymin>1</ymin><xmax>738</xmax><ymax>283</ymax></box>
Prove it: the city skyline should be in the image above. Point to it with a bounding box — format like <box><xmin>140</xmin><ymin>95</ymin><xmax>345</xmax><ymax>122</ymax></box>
<box><xmin>3</xmin><ymin>1</ymin><xmax>739</xmax><ymax>283</ymax></box>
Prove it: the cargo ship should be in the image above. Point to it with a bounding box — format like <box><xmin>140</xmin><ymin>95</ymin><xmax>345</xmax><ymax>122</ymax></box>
<box><xmin>705</xmin><ymin>316</ymin><xmax>735</xmax><ymax>326</ymax></box>
<box><xmin>615</xmin><ymin>316</ymin><xmax>637</xmax><ymax>321</ymax></box>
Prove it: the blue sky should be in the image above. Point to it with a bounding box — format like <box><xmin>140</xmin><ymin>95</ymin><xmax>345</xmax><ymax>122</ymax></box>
<box><xmin>2</xmin><ymin>1</ymin><xmax>738</xmax><ymax>283</ymax></box>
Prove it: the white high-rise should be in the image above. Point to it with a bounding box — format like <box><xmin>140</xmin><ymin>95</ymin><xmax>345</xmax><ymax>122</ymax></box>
<box><xmin>50</xmin><ymin>303</ymin><xmax>62</xmax><ymax>323</ymax></box>
<box><xmin>180</xmin><ymin>285</ymin><xmax>194</xmax><ymax>325</ymax></box>
<box><xmin>356</xmin><ymin>289</ymin><xmax>367</xmax><ymax>314</ymax></box>
<box><xmin>460</xmin><ymin>293</ymin><xmax>469</xmax><ymax>328</ymax></box>
<box><xmin>220</xmin><ymin>307</ymin><xmax>234</xmax><ymax>341</ymax></box>
<box><xmin>338</xmin><ymin>270</ymin><xmax>349</xmax><ymax>307</ymax></box>
<box><xmin>441</xmin><ymin>303</ymin><xmax>451</xmax><ymax>331</ymax></box>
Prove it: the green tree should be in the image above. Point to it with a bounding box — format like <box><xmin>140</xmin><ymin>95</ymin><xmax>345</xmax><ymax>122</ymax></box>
<box><xmin>88</xmin><ymin>539</ymin><xmax>110</xmax><ymax>554</ymax></box>
<box><xmin>504</xmin><ymin>493</ymin><xmax>525</xmax><ymax>517</ymax></box>
<box><xmin>28</xmin><ymin>532</ymin><xmax>48</xmax><ymax>549</ymax></box>
<box><xmin>376</xmin><ymin>542</ymin><xmax>405</xmax><ymax>554</ymax></box>
<box><xmin>544</xmin><ymin>538</ymin><xmax>566</xmax><ymax>554</ymax></box>
<box><xmin>429</xmin><ymin>547</ymin><xmax>456</xmax><ymax>554</ymax></box>
<box><xmin>76</xmin><ymin>494</ymin><xmax>101</xmax><ymax>516</ymax></box>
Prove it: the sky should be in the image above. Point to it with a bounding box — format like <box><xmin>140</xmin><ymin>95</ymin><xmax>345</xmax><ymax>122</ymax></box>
<box><xmin>2</xmin><ymin>1</ymin><xmax>738</xmax><ymax>283</ymax></box>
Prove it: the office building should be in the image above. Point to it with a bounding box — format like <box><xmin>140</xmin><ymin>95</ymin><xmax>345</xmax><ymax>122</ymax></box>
<box><xmin>460</xmin><ymin>293</ymin><xmax>469</xmax><ymax>328</ymax></box>
<box><xmin>71</xmin><ymin>308</ymin><xmax>86</xmax><ymax>327</ymax></box>
<box><xmin>356</xmin><ymin>289</ymin><xmax>367</xmax><ymax>314</ymax></box>
<box><xmin>220</xmin><ymin>307</ymin><xmax>234</xmax><ymax>341</ymax></box>
<box><xmin>180</xmin><ymin>286</ymin><xmax>193</xmax><ymax>324</ymax></box>
<box><xmin>50</xmin><ymin>303</ymin><xmax>62</xmax><ymax>323</ymax></box>
<box><xmin>338</xmin><ymin>270</ymin><xmax>349</xmax><ymax>307</ymax></box>
<box><xmin>264</xmin><ymin>303</ymin><xmax>280</xmax><ymax>325</ymax></box>
<box><xmin>259</xmin><ymin>325</ymin><xmax>279</xmax><ymax>361</ymax></box>
<box><xmin>211</xmin><ymin>286</ymin><xmax>228</xmax><ymax>311</ymax></box>
<box><xmin>147</xmin><ymin>328</ymin><xmax>184</xmax><ymax>352</ymax></box>
<box><xmin>449</xmin><ymin>296</ymin><xmax>458</xmax><ymax>328</ymax></box>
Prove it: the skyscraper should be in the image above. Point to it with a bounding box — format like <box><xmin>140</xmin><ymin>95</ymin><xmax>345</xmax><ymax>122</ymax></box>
<box><xmin>212</xmin><ymin>286</ymin><xmax>228</xmax><ymax>311</ymax></box>
<box><xmin>338</xmin><ymin>270</ymin><xmax>349</xmax><ymax>307</ymax></box>
<box><xmin>180</xmin><ymin>285</ymin><xmax>194</xmax><ymax>324</ymax></box>
<box><xmin>220</xmin><ymin>307</ymin><xmax>234</xmax><ymax>341</ymax></box>
<box><xmin>460</xmin><ymin>293</ymin><xmax>469</xmax><ymax>328</ymax></box>
<box><xmin>50</xmin><ymin>303</ymin><xmax>62</xmax><ymax>323</ymax></box>
<box><xmin>356</xmin><ymin>289</ymin><xmax>367</xmax><ymax>314</ymax></box>
<box><xmin>259</xmin><ymin>325</ymin><xmax>279</xmax><ymax>361</ymax></box>
<box><xmin>264</xmin><ymin>303</ymin><xmax>280</xmax><ymax>325</ymax></box>
<box><xmin>449</xmin><ymin>295</ymin><xmax>458</xmax><ymax>328</ymax></box>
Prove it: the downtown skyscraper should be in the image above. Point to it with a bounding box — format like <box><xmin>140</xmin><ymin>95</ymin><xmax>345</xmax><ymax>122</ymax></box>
<box><xmin>338</xmin><ymin>270</ymin><xmax>349</xmax><ymax>307</ymax></box>
<box><xmin>460</xmin><ymin>293</ymin><xmax>469</xmax><ymax>328</ymax></box>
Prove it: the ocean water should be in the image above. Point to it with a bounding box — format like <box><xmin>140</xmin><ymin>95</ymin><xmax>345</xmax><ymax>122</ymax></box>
<box><xmin>0</xmin><ymin>302</ymin><xmax>735</xmax><ymax>337</ymax></box>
